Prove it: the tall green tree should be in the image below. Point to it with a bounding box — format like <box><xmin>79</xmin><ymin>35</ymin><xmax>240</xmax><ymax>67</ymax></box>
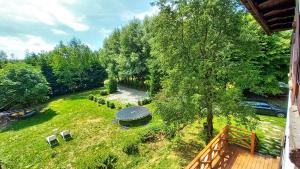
<box><xmin>99</xmin><ymin>19</ymin><xmax>151</xmax><ymax>88</ymax></box>
<box><xmin>0</xmin><ymin>63</ymin><xmax>50</xmax><ymax>110</ymax></box>
<box><xmin>151</xmin><ymin>0</ymin><xmax>258</xmax><ymax>140</ymax></box>
<box><xmin>244</xmin><ymin>15</ymin><xmax>291</xmax><ymax>95</ymax></box>
<box><xmin>25</xmin><ymin>38</ymin><xmax>107</xmax><ymax>95</ymax></box>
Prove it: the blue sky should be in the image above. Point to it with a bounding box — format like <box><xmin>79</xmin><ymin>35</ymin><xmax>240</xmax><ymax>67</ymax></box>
<box><xmin>0</xmin><ymin>0</ymin><xmax>158</xmax><ymax>59</ymax></box>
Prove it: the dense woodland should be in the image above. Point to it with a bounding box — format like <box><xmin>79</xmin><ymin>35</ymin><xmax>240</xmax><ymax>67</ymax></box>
<box><xmin>0</xmin><ymin>0</ymin><xmax>291</xmax><ymax>138</ymax></box>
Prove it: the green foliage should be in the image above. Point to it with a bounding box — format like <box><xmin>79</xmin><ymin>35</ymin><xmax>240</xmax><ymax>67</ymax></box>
<box><xmin>163</xmin><ymin>125</ymin><xmax>177</xmax><ymax>140</ymax></box>
<box><xmin>122</xmin><ymin>141</ymin><xmax>140</xmax><ymax>155</ymax></box>
<box><xmin>0</xmin><ymin>50</ymin><xmax>8</xmax><ymax>69</ymax></box>
<box><xmin>105</xmin><ymin>101</ymin><xmax>115</xmax><ymax>109</ymax></box>
<box><xmin>104</xmin><ymin>76</ymin><xmax>118</xmax><ymax>94</ymax></box>
<box><xmin>100</xmin><ymin>90</ymin><xmax>108</xmax><ymax>96</ymax></box>
<box><xmin>151</xmin><ymin>0</ymin><xmax>260</xmax><ymax>138</ymax></box>
<box><xmin>243</xmin><ymin>15</ymin><xmax>291</xmax><ymax>95</ymax></box>
<box><xmin>138</xmin><ymin>98</ymin><xmax>152</xmax><ymax>106</ymax></box>
<box><xmin>25</xmin><ymin>38</ymin><xmax>107</xmax><ymax>96</ymax></box>
<box><xmin>91</xmin><ymin>154</ymin><xmax>118</xmax><ymax>169</ymax></box>
<box><xmin>109</xmin><ymin>103</ymin><xmax>116</xmax><ymax>109</ymax></box>
<box><xmin>97</xmin><ymin>97</ymin><xmax>106</xmax><ymax>105</ymax></box>
<box><xmin>88</xmin><ymin>94</ymin><xmax>94</xmax><ymax>101</ymax></box>
<box><xmin>0</xmin><ymin>63</ymin><xmax>50</xmax><ymax>110</ymax></box>
<box><xmin>93</xmin><ymin>97</ymin><xmax>98</xmax><ymax>102</ymax></box>
<box><xmin>139</xmin><ymin>126</ymin><xmax>162</xmax><ymax>143</ymax></box>
<box><xmin>99</xmin><ymin>19</ymin><xmax>150</xmax><ymax>89</ymax></box>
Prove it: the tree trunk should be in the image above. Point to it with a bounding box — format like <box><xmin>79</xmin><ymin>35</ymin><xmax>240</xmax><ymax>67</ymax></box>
<box><xmin>207</xmin><ymin>104</ymin><xmax>213</xmax><ymax>141</ymax></box>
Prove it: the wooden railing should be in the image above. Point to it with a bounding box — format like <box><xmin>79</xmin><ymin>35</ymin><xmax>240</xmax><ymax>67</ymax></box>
<box><xmin>185</xmin><ymin>125</ymin><xmax>258</xmax><ymax>169</ymax></box>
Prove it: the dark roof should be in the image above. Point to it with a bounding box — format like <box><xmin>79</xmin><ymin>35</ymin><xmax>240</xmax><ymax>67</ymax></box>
<box><xmin>241</xmin><ymin>0</ymin><xmax>296</xmax><ymax>34</ymax></box>
<box><xmin>116</xmin><ymin>106</ymin><xmax>151</xmax><ymax>121</ymax></box>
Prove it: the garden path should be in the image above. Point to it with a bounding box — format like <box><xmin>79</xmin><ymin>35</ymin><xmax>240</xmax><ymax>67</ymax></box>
<box><xmin>108</xmin><ymin>85</ymin><xmax>148</xmax><ymax>104</ymax></box>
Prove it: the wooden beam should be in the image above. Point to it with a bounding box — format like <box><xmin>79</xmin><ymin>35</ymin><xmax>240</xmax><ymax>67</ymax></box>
<box><xmin>247</xmin><ymin>0</ymin><xmax>271</xmax><ymax>35</ymax></box>
<box><xmin>270</xmin><ymin>22</ymin><xmax>293</xmax><ymax>28</ymax></box>
<box><xmin>267</xmin><ymin>16</ymin><xmax>294</xmax><ymax>24</ymax></box>
<box><xmin>259</xmin><ymin>0</ymin><xmax>293</xmax><ymax>10</ymax></box>
<box><xmin>264</xmin><ymin>7</ymin><xmax>295</xmax><ymax>18</ymax></box>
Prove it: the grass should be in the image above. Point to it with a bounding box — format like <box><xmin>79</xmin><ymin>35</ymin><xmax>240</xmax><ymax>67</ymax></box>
<box><xmin>0</xmin><ymin>88</ymin><xmax>286</xmax><ymax>168</ymax></box>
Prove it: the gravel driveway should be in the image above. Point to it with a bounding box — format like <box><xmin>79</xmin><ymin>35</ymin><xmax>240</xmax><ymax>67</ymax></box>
<box><xmin>108</xmin><ymin>85</ymin><xmax>148</xmax><ymax>104</ymax></box>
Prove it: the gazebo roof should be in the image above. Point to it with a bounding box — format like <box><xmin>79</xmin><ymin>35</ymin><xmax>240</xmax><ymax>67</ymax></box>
<box><xmin>241</xmin><ymin>0</ymin><xmax>296</xmax><ymax>34</ymax></box>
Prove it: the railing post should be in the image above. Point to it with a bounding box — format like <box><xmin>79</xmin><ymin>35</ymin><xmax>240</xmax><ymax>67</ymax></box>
<box><xmin>224</xmin><ymin>125</ymin><xmax>229</xmax><ymax>151</ymax></box>
<box><xmin>208</xmin><ymin>145</ymin><xmax>212</xmax><ymax>169</ymax></box>
<box><xmin>250</xmin><ymin>132</ymin><xmax>256</xmax><ymax>155</ymax></box>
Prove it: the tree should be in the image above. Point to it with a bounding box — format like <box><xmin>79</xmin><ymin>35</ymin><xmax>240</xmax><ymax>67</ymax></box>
<box><xmin>99</xmin><ymin>20</ymin><xmax>151</xmax><ymax>89</ymax></box>
<box><xmin>0</xmin><ymin>63</ymin><xmax>50</xmax><ymax>110</ymax></box>
<box><xmin>151</xmin><ymin>0</ymin><xmax>258</xmax><ymax>140</ymax></box>
<box><xmin>244</xmin><ymin>15</ymin><xmax>291</xmax><ymax>95</ymax></box>
<box><xmin>0</xmin><ymin>50</ymin><xmax>8</xmax><ymax>69</ymax></box>
<box><xmin>25</xmin><ymin>38</ymin><xmax>107</xmax><ymax>95</ymax></box>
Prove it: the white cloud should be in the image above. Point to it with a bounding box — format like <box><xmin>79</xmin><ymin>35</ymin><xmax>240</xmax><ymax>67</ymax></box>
<box><xmin>0</xmin><ymin>35</ymin><xmax>54</xmax><ymax>59</ymax></box>
<box><xmin>99</xmin><ymin>28</ymin><xmax>112</xmax><ymax>38</ymax></box>
<box><xmin>52</xmin><ymin>29</ymin><xmax>68</xmax><ymax>35</ymax></box>
<box><xmin>135</xmin><ymin>6</ymin><xmax>160</xmax><ymax>20</ymax></box>
<box><xmin>0</xmin><ymin>0</ymin><xmax>89</xmax><ymax>31</ymax></box>
<box><xmin>121</xmin><ymin>6</ymin><xmax>159</xmax><ymax>21</ymax></box>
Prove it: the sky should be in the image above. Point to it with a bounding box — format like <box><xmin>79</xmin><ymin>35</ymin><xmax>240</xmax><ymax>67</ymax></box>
<box><xmin>0</xmin><ymin>0</ymin><xmax>159</xmax><ymax>59</ymax></box>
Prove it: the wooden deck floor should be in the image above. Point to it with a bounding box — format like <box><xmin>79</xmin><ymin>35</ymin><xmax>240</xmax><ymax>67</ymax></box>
<box><xmin>212</xmin><ymin>145</ymin><xmax>280</xmax><ymax>169</ymax></box>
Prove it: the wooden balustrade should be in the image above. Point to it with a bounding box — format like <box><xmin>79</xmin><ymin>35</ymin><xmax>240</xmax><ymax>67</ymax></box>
<box><xmin>185</xmin><ymin>125</ymin><xmax>258</xmax><ymax>169</ymax></box>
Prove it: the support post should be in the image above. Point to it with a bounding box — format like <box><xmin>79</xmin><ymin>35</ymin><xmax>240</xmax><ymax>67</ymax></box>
<box><xmin>250</xmin><ymin>132</ymin><xmax>256</xmax><ymax>155</ymax></box>
<box><xmin>223</xmin><ymin>125</ymin><xmax>229</xmax><ymax>152</ymax></box>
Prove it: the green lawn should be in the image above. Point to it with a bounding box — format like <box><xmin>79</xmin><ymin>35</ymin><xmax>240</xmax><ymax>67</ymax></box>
<box><xmin>0</xmin><ymin>89</ymin><xmax>286</xmax><ymax>168</ymax></box>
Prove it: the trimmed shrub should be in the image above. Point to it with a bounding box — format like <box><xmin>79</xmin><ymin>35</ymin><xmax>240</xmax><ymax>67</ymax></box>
<box><xmin>142</xmin><ymin>98</ymin><xmax>152</xmax><ymax>105</ymax></box>
<box><xmin>104</xmin><ymin>77</ymin><xmax>118</xmax><ymax>94</ymax></box>
<box><xmin>137</xmin><ymin>100</ymin><xmax>142</xmax><ymax>106</ymax></box>
<box><xmin>100</xmin><ymin>90</ymin><xmax>108</xmax><ymax>96</ymax></box>
<box><xmin>123</xmin><ymin>141</ymin><xmax>139</xmax><ymax>155</ymax></box>
<box><xmin>106</xmin><ymin>101</ymin><xmax>110</xmax><ymax>107</ymax></box>
<box><xmin>97</xmin><ymin>97</ymin><xmax>106</xmax><ymax>105</ymax></box>
<box><xmin>125</xmin><ymin>103</ymin><xmax>134</xmax><ymax>107</ymax></box>
<box><xmin>88</xmin><ymin>94</ymin><xmax>94</xmax><ymax>100</ymax></box>
<box><xmin>109</xmin><ymin>103</ymin><xmax>116</xmax><ymax>109</ymax></box>
<box><xmin>117</xmin><ymin>106</ymin><xmax>122</xmax><ymax>110</ymax></box>
<box><xmin>93</xmin><ymin>154</ymin><xmax>118</xmax><ymax>169</ymax></box>
<box><xmin>93</xmin><ymin>97</ymin><xmax>98</xmax><ymax>102</ymax></box>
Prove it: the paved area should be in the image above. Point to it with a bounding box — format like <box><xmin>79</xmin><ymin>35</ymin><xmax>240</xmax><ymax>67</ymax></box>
<box><xmin>108</xmin><ymin>85</ymin><xmax>148</xmax><ymax>104</ymax></box>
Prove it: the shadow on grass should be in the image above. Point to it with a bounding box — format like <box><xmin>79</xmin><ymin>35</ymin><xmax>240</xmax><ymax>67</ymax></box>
<box><xmin>0</xmin><ymin>108</ymin><xmax>57</xmax><ymax>133</ymax></box>
<box><xmin>61</xmin><ymin>88</ymin><xmax>104</xmax><ymax>101</ymax></box>
<box><xmin>173</xmin><ymin>140</ymin><xmax>204</xmax><ymax>165</ymax></box>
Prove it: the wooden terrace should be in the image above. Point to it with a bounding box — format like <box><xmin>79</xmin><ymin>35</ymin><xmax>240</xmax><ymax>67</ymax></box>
<box><xmin>186</xmin><ymin>125</ymin><xmax>280</xmax><ymax>169</ymax></box>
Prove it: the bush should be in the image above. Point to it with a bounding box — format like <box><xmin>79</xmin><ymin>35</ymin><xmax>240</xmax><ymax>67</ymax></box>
<box><xmin>106</xmin><ymin>101</ymin><xmax>110</xmax><ymax>107</ymax></box>
<box><xmin>140</xmin><ymin>126</ymin><xmax>162</xmax><ymax>143</ymax></box>
<box><xmin>97</xmin><ymin>97</ymin><xmax>106</xmax><ymax>105</ymax></box>
<box><xmin>88</xmin><ymin>94</ymin><xmax>94</xmax><ymax>100</ymax></box>
<box><xmin>125</xmin><ymin>103</ymin><xmax>134</xmax><ymax>107</ymax></box>
<box><xmin>123</xmin><ymin>141</ymin><xmax>139</xmax><ymax>155</ymax></box>
<box><xmin>163</xmin><ymin>125</ymin><xmax>177</xmax><ymax>140</ymax></box>
<box><xmin>142</xmin><ymin>98</ymin><xmax>152</xmax><ymax>105</ymax></box>
<box><xmin>104</xmin><ymin>77</ymin><xmax>118</xmax><ymax>94</ymax></box>
<box><xmin>117</xmin><ymin>106</ymin><xmax>122</xmax><ymax>110</ymax></box>
<box><xmin>110</xmin><ymin>103</ymin><xmax>116</xmax><ymax>109</ymax></box>
<box><xmin>100</xmin><ymin>90</ymin><xmax>108</xmax><ymax>96</ymax></box>
<box><xmin>137</xmin><ymin>98</ymin><xmax>152</xmax><ymax>106</ymax></box>
<box><xmin>93</xmin><ymin>154</ymin><xmax>118</xmax><ymax>169</ymax></box>
<box><xmin>93</xmin><ymin>97</ymin><xmax>98</xmax><ymax>102</ymax></box>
